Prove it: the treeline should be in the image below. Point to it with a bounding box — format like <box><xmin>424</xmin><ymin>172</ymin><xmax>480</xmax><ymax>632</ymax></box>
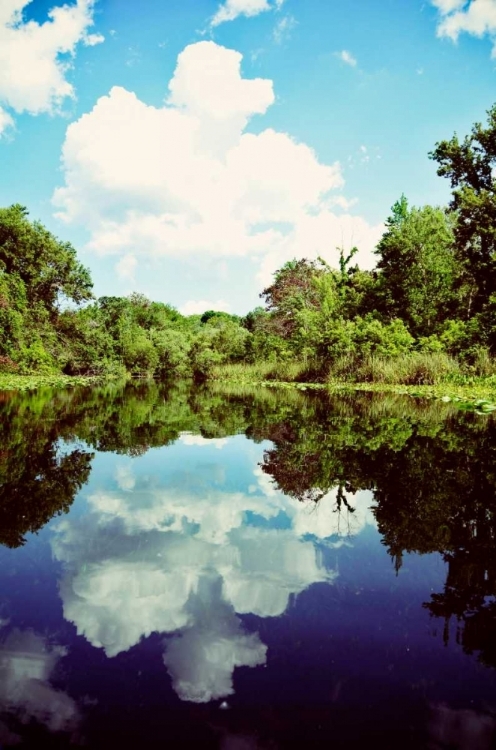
<box><xmin>0</xmin><ymin>203</ymin><xmax>249</xmax><ymax>378</ymax></box>
<box><xmin>1</xmin><ymin>104</ymin><xmax>496</xmax><ymax>383</ymax></box>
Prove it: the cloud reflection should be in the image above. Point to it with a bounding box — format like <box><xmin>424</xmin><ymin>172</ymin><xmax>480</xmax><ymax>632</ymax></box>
<box><xmin>0</xmin><ymin>628</ymin><xmax>79</xmax><ymax>736</ymax></box>
<box><xmin>51</xmin><ymin>441</ymin><xmax>373</xmax><ymax>703</ymax></box>
<box><xmin>429</xmin><ymin>703</ymin><xmax>496</xmax><ymax>750</ymax></box>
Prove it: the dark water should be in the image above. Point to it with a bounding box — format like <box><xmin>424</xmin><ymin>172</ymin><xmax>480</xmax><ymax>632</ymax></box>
<box><xmin>1</xmin><ymin>381</ymin><xmax>496</xmax><ymax>749</ymax></box>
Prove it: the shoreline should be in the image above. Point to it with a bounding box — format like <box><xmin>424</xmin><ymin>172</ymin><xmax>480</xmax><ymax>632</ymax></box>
<box><xmin>1</xmin><ymin>372</ymin><xmax>496</xmax><ymax>413</ymax></box>
<box><xmin>0</xmin><ymin>373</ymin><xmax>109</xmax><ymax>392</ymax></box>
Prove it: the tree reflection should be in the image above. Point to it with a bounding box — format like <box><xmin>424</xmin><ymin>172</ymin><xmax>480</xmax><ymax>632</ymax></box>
<box><xmin>256</xmin><ymin>390</ymin><xmax>496</xmax><ymax>668</ymax></box>
<box><xmin>0</xmin><ymin>388</ymin><xmax>94</xmax><ymax>547</ymax></box>
<box><xmin>2</xmin><ymin>380</ymin><xmax>496</xmax><ymax>669</ymax></box>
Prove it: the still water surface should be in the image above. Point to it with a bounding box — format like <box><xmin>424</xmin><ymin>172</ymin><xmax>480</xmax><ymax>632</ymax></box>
<box><xmin>0</xmin><ymin>382</ymin><xmax>496</xmax><ymax>748</ymax></box>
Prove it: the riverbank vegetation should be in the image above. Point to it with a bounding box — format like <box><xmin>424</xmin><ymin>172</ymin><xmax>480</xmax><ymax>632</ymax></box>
<box><xmin>1</xmin><ymin>105</ymin><xmax>496</xmax><ymax>387</ymax></box>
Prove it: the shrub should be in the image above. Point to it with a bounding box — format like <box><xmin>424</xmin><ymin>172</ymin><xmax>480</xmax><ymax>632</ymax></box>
<box><xmin>17</xmin><ymin>342</ymin><xmax>56</xmax><ymax>374</ymax></box>
<box><xmin>122</xmin><ymin>331</ymin><xmax>159</xmax><ymax>373</ymax></box>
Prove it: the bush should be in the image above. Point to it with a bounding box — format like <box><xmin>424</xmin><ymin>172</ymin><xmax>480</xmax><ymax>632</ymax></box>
<box><xmin>190</xmin><ymin>345</ymin><xmax>223</xmax><ymax>378</ymax></box>
<box><xmin>17</xmin><ymin>342</ymin><xmax>56</xmax><ymax>375</ymax></box>
<box><xmin>319</xmin><ymin>316</ymin><xmax>414</xmax><ymax>361</ymax></box>
<box><xmin>122</xmin><ymin>331</ymin><xmax>159</xmax><ymax>373</ymax></box>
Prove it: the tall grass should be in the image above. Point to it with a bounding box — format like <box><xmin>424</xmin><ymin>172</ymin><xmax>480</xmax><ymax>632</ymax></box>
<box><xmin>211</xmin><ymin>351</ymin><xmax>496</xmax><ymax>388</ymax></box>
<box><xmin>348</xmin><ymin>352</ymin><xmax>460</xmax><ymax>385</ymax></box>
<box><xmin>210</xmin><ymin>360</ymin><xmax>312</xmax><ymax>382</ymax></box>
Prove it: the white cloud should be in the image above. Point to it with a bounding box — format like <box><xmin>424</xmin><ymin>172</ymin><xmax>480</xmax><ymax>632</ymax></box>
<box><xmin>0</xmin><ymin>106</ymin><xmax>14</xmax><ymax>138</ymax></box>
<box><xmin>255</xmin><ymin>211</ymin><xmax>383</xmax><ymax>288</ymax></box>
<box><xmin>180</xmin><ymin>299</ymin><xmax>231</xmax><ymax>315</ymax></box>
<box><xmin>431</xmin><ymin>0</ymin><xmax>496</xmax><ymax>57</ymax></box>
<box><xmin>336</xmin><ymin>49</ymin><xmax>357</xmax><ymax>67</ymax></box>
<box><xmin>116</xmin><ymin>253</ymin><xmax>137</xmax><ymax>281</ymax></box>
<box><xmin>85</xmin><ymin>31</ymin><xmax>104</xmax><ymax>46</ymax></box>
<box><xmin>359</xmin><ymin>145</ymin><xmax>370</xmax><ymax>164</ymax></box>
<box><xmin>432</xmin><ymin>0</ymin><xmax>466</xmax><ymax>11</ymax></box>
<box><xmin>0</xmin><ymin>628</ymin><xmax>79</xmax><ymax>733</ymax></box>
<box><xmin>251</xmin><ymin>465</ymin><xmax>376</xmax><ymax>540</ymax></box>
<box><xmin>211</xmin><ymin>0</ymin><xmax>282</xmax><ymax>27</ymax></box>
<box><xmin>53</xmin><ymin>41</ymin><xmax>382</xmax><ymax>294</ymax></box>
<box><xmin>273</xmin><ymin>14</ymin><xmax>297</xmax><ymax>44</ymax></box>
<box><xmin>0</xmin><ymin>0</ymin><xmax>103</xmax><ymax>131</ymax></box>
<box><xmin>327</xmin><ymin>195</ymin><xmax>358</xmax><ymax>211</ymax></box>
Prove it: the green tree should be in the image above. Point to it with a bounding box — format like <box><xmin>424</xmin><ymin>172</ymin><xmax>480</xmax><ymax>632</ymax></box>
<box><xmin>0</xmin><ymin>270</ymin><xmax>27</xmax><ymax>361</ymax></box>
<box><xmin>153</xmin><ymin>329</ymin><xmax>191</xmax><ymax>376</ymax></box>
<box><xmin>260</xmin><ymin>258</ymin><xmax>323</xmax><ymax>338</ymax></box>
<box><xmin>0</xmin><ymin>204</ymin><xmax>93</xmax><ymax>313</ymax></box>
<box><xmin>374</xmin><ymin>199</ymin><xmax>457</xmax><ymax>337</ymax></box>
<box><xmin>430</xmin><ymin>104</ymin><xmax>496</xmax><ymax>320</ymax></box>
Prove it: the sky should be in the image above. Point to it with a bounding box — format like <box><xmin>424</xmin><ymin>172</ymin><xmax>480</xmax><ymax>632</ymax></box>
<box><xmin>1</xmin><ymin>0</ymin><xmax>496</xmax><ymax>315</ymax></box>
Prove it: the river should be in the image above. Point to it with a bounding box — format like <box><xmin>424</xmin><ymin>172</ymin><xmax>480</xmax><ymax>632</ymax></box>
<box><xmin>0</xmin><ymin>381</ymin><xmax>495</xmax><ymax>748</ymax></box>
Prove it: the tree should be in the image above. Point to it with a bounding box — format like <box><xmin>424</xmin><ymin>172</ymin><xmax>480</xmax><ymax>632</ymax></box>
<box><xmin>0</xmin><ymin>204</ymin><xmax>93</xmax><ymax>314</ymax></box>
<box><xmin>374</xmin><ymin>198</ymin><xmax>457</xmax><ymax>337</ymax></box>
<box><xmin>260</xmin><ymin>258</ymin><xmax>323</xmax><ymax>338</ymax></box>
<box><xmin>121</xmin><ymin>325</ymin><xmax>159</xmax><ymax>373</ymax></box>
<box><xmin>430</xmin><ymin>104</ymin><xmax>496</xmax><ymax>319</ymax></box>
<box><xmin>153</xmin><ymin>329</ymin><xmax>191</xmax><ymax>376</ymax></box>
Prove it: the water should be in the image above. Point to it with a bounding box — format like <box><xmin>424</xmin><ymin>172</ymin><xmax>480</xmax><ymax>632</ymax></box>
<box><xmin>0</xmin><ymin>381</ymin><xmax>495</xmax><ymax>748</ymax></box>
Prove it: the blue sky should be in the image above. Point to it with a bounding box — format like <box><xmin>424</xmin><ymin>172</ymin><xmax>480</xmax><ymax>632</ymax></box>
<box><xmin>1</xmin><ymin>0</ymin><xmax>496</xmax><ymax>314</ymax></box>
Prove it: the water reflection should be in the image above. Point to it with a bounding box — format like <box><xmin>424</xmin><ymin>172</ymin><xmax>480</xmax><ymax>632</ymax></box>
<box><xmin>429</xmin><ymin>704</ymin><xmax>496</xmax><ymax>750</ymax></box>
<box><xmin>1</xmin><ymin>381</ymin><xmax>496</xmax><ymax>746</ymax></box>
<box><xmin>50</xmin><ymin>447</ymin><xmax>345</xmax><ymax>701</ymax></box>
<box><xmin>0</xmin><ymin>626</ymin><xmax>79</xmax><ymax>739</ymax></box>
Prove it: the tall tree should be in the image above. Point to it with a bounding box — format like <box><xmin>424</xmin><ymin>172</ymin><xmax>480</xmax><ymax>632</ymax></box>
<box><xmin>374</xmin><ymin>198</ymin><xmax>457</xmax><ymax>337</ymax></box>
<box><xmin>0</xmin><ymin>204</ymin><xmax>93</xmax><ymax>314</ymax></box>
<box><xmin>430</xmin><ymin>104</ymin><xmax>496</xmax><ymax>319</ymax></box>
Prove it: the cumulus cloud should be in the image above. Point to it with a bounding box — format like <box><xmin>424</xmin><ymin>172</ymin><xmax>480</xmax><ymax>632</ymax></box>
<box><xmin>0</xmin><ymin>0</ymin><xmax>103</xmax><ymax>134</ymax></box>
<box><xmin>49</xmin><ymin>437</ymin><xmax>372</xmax><ymax>702</ymax></box>
<box><xmin>431</xmin><ymin>0</ymin><xmax>496</xmax><ymax>57</ymax></box>
<box><xmin>211</xmin><ymin>0</ymin><xmax>283</xmax><ymax>27</ymax></box>
<box><xmin>0</xmin><ymin>628</ymin><xmax>79</xmax><ymax>734</ymax></box>
<box><xmin>53</xmin><ymin>41</ymin><xmax>383</xmax><ymax>296</ymax></box>
<box><xmin>336</xmin><ymin>49</ymin><xmax>357</xmax><ymax>67</ymax></box>
<box><xmin>180</xmin><ymin>299</ymin><xmax>231</xmax><ymax>316</ymax></box>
